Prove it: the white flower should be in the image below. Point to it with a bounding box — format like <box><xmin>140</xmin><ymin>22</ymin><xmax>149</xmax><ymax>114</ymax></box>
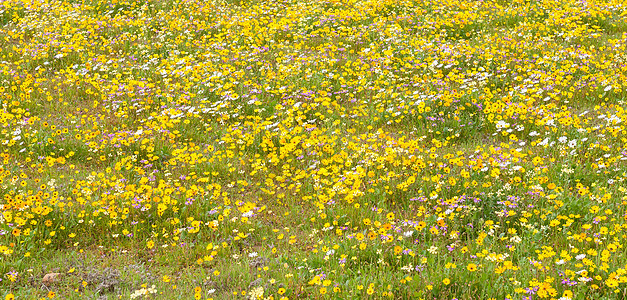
<box><xmin>248</xmin><ymin>286</ymin><xmax>264</xmax><ymax>300</ymax></box>
<box><xmin>427</xmin><ymin>246</ymin><xmax>438</xmax><ymax>254</ymax></box>
<box><xmin>510</xmin><ymin>236</ymin><xmax>522</xmax><ymax>243</ymax></box>
<box><xmin>495</xmin><ymin>120</ymin><xmax>510</xmax><ymax>129</ymax></box>
<box><xmin>400</xmin><ymin>264</ymin><xmax>414</xmax><ymax>272</ymax></box>
<box><xmin>562</xmin><ymin>167</ymin><xmax>574</xmax><ymax>174</ymax></box>
<box><xmin>568</xmin><ymin>139</ymin><xmax>577</xmax><ymax>148</ymax></box>
<box><xmin>558</xmin><ymin>136</ymin><xmax>568</xmax><ymax>143</ymax></box>
<box><xmin>248</xmin><ymin>252</ymin><xmax>258</xmax><ymax>258</ymax></box>
<box><xmin>604</xmin><ymin>85</ymin><xmax>612</xmax><ymax>92</ymax></box>
<box><xmin>575</xmin><ymin>254</ymin><xmax>586</xmax><ymax>260</ymax></box>
<box><xmin>130</xmin><ymin>285</ymin><xmax>157</xmax><ymax>299</ymax></box>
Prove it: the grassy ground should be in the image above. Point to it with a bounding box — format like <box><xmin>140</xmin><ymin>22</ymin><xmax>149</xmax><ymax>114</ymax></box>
<box><xmin>2</xmin><ymin>0</ymin><xmax>627</xmax><ymax>299</ymax></box>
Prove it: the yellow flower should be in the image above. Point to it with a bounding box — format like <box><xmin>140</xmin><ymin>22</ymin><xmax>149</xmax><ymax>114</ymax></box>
<box><xmin>443</xmin><ymin>278</ymin><xmax>450</xmax><ymax>285</ymax></box>
<box><xmin>606</xmin><ymin>278</ymin><xmax>619</xmax><ymax>288</ymax></box>
<box><xmin>467</xmin><ymin>263</ymin><xmax>478</xmax><ymax>272</ymax></box>
<box><xmin>563</xmin><ymin>290</ymin><xmax>573</xmax><ymax>298</ymax></box>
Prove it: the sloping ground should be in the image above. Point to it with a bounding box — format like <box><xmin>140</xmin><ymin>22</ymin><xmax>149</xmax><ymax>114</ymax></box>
<box><xmin>1</xmin><ymin>0</ymin><xmax>627</xmax><ymax>298</ymax></box>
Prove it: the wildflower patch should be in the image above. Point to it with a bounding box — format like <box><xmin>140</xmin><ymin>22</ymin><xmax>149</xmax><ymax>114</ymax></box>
<box><xmin>1</xmin><ymin>0</ymin><xmax>627</xmax><ymax>299</ymax></box>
